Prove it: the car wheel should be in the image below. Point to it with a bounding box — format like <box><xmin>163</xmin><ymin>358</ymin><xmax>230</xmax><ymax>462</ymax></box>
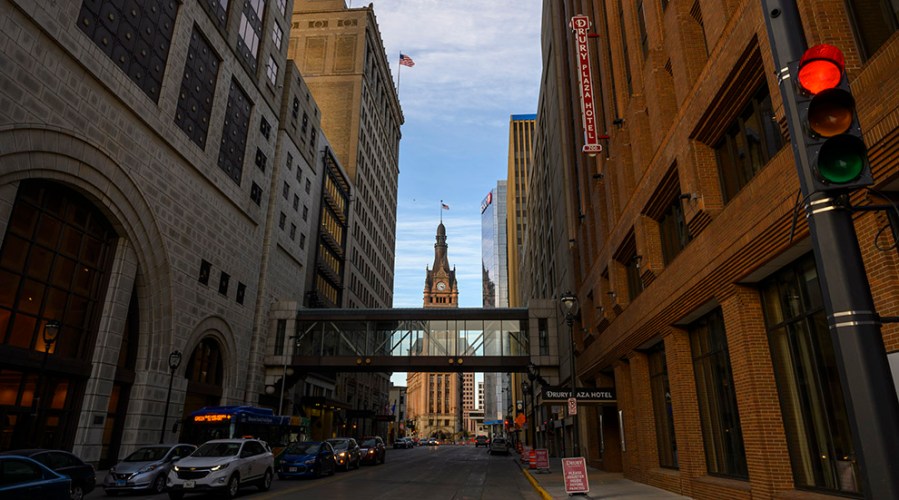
<box><xmin>104</xmin><ymin>490</ymin><xmax>119</xmax><ymax>497</ymax></box>
<box><xmin>329</xmin><ymin>461</ymin><xmax>336</xmax><ymax>476</ymax></box>
<box><xmin>168</xmin><ymin>492</ymin><xmax>184</xmax><ymax>500</ymax></box>
<box><xmin>314</xmin><ymin>464</ymin><xmax>322</xmax><ymax>478</ymax></box>
<box><xmin>152</xmin><ymin>474</ymin><xmax>167</xmax><ymax>494</ymax></box>
<box><xmin>225</xmin><ymin>474</ymin><xmax>240</xmax><ymax>499</ymax></box>
<box><xmin>258</xmin><ymin>468</ymin><xmax>273</xmax><ymax>491</ymax></box>
<box><xmin>70</xmin><ymin>484</ymin><xmax>84</xmax><ymax>500</ymax></box>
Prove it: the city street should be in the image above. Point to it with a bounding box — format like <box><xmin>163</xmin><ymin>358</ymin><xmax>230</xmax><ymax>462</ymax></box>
<box><xmin>85</xmin><ymin>444</ymin><xmax>541</xmax><ymax>500</ymax></box>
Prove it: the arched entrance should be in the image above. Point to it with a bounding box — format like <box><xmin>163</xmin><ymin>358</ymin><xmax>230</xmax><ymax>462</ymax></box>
<box><xmin>179</xmin><ymin>337</ymin><xmax>224</xmax><ymax>426</ymax></box>
<box><xmin>0</xmin><ymin>180</ymin><xmax>118</xmax><ymax>450</ymax></box>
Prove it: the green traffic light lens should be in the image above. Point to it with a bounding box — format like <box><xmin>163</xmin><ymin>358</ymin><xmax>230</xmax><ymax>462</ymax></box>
<box><xmin>817</xmin><ymin>135</ymin><xmax>867</xmax><ymax>184</ymax></box>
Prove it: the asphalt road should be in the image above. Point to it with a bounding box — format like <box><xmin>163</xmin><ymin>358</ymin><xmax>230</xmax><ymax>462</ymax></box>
<box><xmin>86</xmin><ymin>444</ymin><xmax>542</xmax><ymax>500</ymax></box>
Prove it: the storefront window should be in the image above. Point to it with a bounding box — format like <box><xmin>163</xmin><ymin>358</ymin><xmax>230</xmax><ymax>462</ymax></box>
<box><xmin>760</xmin><ymin>255</ymin><xmax>861</xmax><ymax>495</ymax></box>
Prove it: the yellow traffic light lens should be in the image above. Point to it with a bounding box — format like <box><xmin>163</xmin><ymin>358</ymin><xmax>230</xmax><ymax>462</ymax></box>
<box><xmin>808</xmin><ymin>89</ymin><xmax>854</xmax><ymax>137</ymax></box>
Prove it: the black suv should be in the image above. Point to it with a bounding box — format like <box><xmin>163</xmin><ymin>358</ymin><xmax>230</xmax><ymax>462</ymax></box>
<box><xmin>475</xmin><ymin>435</ymin><xmax>489</xmax><ymax>448</ymax></box>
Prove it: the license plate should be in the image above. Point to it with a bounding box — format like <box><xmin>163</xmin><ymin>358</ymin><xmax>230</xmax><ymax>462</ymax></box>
<box><xmin>288</xmin><ymin>467</ymin><xmax>297</xmax><ymax>472</ymax></box>
<box><xmin>115</xmin><ymin>480</ymin><xmax>126</xmax><ymax>487</ymax></box>
<box><xmin>184</xmin><ymin>480</ymin><xmax>195</xmax><ymax>489</ymax></box>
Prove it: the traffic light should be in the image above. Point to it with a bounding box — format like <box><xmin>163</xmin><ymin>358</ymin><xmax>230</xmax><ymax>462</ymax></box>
<box><xmin>794</xmin><ymin>44</ymin><xmax>872</xmax><ymax>193</ymax></box>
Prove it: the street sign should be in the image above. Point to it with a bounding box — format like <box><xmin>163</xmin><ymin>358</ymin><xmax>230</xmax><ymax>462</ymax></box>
<box><xmin>535</xmin><ymin>449</ymin><xmax>550</xmax><ymax>472</ymax></box>
<box><xmin>562</xmin><ymin>457</ymin><xmax>589</xmax><ymax>495</ymax></box>
<box><xmin>542</xmin><ymin>387</ymin><xmax>616</xmax><ymax>403</ymax></box>
<box><xmin>568</xmin><ymin>397</ymin><xmax>577</xmax><ymax>416</ymax></box>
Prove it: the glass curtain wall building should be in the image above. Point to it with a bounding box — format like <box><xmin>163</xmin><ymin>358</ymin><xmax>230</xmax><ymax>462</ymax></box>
<box><xmin>481</xmin><ymin>183</ymin><xmax>510</xmax><ymax>435</ymax></box>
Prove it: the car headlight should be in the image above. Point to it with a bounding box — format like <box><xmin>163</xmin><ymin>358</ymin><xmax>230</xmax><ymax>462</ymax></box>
<box><xmin>338</xmin><ymin>452</ymin><xmax>346</xmax><ymax>457</ymax></box>
<box><xmin>304</xmin><ymin>459</ymin><xmax>315</xmax><ymax>465</ymax></box>
<box><xmin>108</xmin><ymin>466</ymin><xmax>116</xmax><ymax>473</ymax></box>
<box><xmin>368</xmin><ymin>450</ymin><xmax>375</xmax><ymax>454</ymax></box>
<box><xmin>210</xmin><ymin>463</ymin><xmax>229</xmax><ymax>472</ymax></box>
<box><xmin>173</xmin><ymin>465</ymin><xmax>181</xmax><ymax>472</ymax></box>
<box><xmin>279</xmin><ymin>459</ymin><xmax>287</xmax><ymax>465</ymax></box>
<box><xmin>138</xmin><ymin>464</ymin><xmax>159</xmax><ymax>474</ymax></box>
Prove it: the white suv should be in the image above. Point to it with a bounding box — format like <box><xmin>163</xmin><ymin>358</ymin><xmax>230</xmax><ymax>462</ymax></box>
<box><xmin>166</xmin><ymin>439</ymin><xmax>274</xmax><ymax>499</ymax></box>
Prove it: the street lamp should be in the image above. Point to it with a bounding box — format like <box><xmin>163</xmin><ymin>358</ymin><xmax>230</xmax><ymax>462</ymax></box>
<box><xmin>31</xmin><ymin>320</ymin><xmax>61</xmax><ymax>446</ymax></box>
<box><xmin>160</xmin><ymin>350</ymin><xmax>182</xmax><ymax>443</ymax></box>
<box><xmin>560</xmin><ymin>291</ymin><xmax>580</xmax><ymax>457</ymax></box>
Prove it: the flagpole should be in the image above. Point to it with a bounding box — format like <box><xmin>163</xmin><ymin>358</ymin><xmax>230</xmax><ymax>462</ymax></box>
<box><xmin>397</xmin><ymin>53</ymin><xmax>402</xmax><ymax>96</ymax></box>
<box><xmin>440</xmin><ymin>200</ymin><xmax>443</xmax><ymax>223</ymax></box>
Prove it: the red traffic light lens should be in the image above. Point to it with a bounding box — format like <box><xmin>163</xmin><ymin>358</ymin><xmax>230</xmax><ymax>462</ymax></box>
<box><xmin>797</xmin><ymin>44</ymin><xmax>845</xmax><ymax>95</ymax></box>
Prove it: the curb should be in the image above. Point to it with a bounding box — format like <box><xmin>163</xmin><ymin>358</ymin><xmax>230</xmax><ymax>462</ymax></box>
<box><xmin>521</xmin><ymin>467</ymin><xmax>554</xmax><ymax>500</ymax></box>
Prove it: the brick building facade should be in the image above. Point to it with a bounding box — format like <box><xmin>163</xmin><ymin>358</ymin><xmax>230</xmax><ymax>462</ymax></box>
<box><xmin>533</xmin><ymin>0</ymin><xmax>899</xmax><ymax>498</ymax></box>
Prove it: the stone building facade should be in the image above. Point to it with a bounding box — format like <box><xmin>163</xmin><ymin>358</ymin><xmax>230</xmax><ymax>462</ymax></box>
<box><xmin>532</xmin><ymin>0</ymin><xmax>899</xmax><ymax>498</ymax></box>
<box><xmin>0</xmin><ymin>0</ymin><xmax>374</xmax><ymax>466</ymax></box>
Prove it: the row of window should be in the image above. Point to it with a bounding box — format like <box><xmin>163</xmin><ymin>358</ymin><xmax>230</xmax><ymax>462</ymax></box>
<box><xmin>198</xmin><ymin>259</ymin><xmax>246</xmax><ymax>305</ymax></box>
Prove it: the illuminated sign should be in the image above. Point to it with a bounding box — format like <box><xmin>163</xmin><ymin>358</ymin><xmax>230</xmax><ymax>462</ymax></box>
<box><xmin>570</xmin><ymin>15</ymin><xmax>602</xmax><ymax>156</ymax></box>
<box><xmin>193</xmin><ymin>414</ymin><xmax>232</xmax><ymax>423</ymax></box>
<box><xmin>480</xmin><ymin>191</ymin><xmax>493</xmax><ymax>213</ymax></box>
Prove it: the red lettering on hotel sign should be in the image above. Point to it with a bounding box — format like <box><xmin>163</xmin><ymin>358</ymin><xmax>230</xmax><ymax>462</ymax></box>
<box><xmin>570</xmin><ymin>15</ymin><xmax>602</xmax><ymax>156</ymax></box>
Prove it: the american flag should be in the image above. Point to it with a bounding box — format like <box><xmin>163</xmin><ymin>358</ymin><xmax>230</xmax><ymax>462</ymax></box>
<box><xmin>441</xmin><ymin>203</ymin><xmax>449</xmax><ymax>210</ymax></box>
<box><xmin>399</xmin><ymin>53</ymin><xmax>415</xmax><ymax>67</ymax></box>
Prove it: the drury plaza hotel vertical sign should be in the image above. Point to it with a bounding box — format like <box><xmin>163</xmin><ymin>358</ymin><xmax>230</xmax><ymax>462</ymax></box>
<box><xmin>570</xmin><ymin>14</ymin><xmax>602</xmax><ymax>156</ymax></box>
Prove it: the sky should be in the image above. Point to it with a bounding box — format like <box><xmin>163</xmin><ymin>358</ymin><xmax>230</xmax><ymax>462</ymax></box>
<box><xmin>361</xmin><ymin>1</ymin><xmax>544</xmax><ymax>385</ymax></box>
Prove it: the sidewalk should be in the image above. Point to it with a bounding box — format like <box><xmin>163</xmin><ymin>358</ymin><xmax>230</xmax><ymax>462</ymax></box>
<box><xmin>517</xmin><ymin>456</ymin><xmax>692</xmax><ymax>499</ymax></box>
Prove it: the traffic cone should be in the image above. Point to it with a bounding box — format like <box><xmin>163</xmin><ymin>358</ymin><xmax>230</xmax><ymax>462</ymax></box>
<box><xmin>529</xmin><ymin>449</ymin><xmax>536</xmax><ymax>469</ymax></box>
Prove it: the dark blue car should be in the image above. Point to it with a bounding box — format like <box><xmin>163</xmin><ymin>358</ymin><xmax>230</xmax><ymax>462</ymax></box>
<box><xmin>0</xmin><ymin>449</ymin><xmax>94</xmax><ymax>499</ymax></box>
<box><xmin>277</xmin><ymin>441</ymin><xmax>337</xmax><ymax>479</ymax></box>
<box><xmin>0</xmin><ymin>455</ymin><xmax>71</xmax><ymax>499</ymax></box>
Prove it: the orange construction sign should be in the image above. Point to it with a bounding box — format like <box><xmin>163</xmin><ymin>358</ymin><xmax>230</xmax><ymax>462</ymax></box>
<box><xmin>514</xmin><ymin>413</ymin><xmax>526</xmax><ymax>426</ymax></box>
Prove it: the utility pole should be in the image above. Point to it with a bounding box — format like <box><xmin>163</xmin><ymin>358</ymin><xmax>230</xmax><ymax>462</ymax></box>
<box><xmin>760</xmin><ymin>1</ymin><xmax>899</xmax><ymax>498</ymax></box>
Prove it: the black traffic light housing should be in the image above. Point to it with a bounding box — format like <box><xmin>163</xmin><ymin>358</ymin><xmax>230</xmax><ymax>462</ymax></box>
<box><xmin>791</xmin><ymin>44</ymin><xmax>872</xmax><ymax>193</ymax></box>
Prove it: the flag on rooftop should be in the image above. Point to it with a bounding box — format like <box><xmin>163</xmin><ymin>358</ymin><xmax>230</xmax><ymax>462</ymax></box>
<box><xmin>399</xmin><ymin>53</ymin><xmax>415</xmax><ymax>67</ymax></box>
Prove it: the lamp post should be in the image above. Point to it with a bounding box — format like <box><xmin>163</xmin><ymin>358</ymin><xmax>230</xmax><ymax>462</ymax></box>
<box><xmin>279</xmin><ymin>335</ymin><xmax>300</xmax><ymax>416</ymax></box>
<box><xmin>160</xmin><ymin>350</ymin><xmax>182</xmax><ymax>444</ymax></box>
<box><xmin>31</xmin><ymin>320</ymin><xmax>61</xmax><ymax>446</ymax></box>
<box><xmin>560</xmin><ymin>291</ymin><xmax>580</xmax><ymax>457</ymax></box>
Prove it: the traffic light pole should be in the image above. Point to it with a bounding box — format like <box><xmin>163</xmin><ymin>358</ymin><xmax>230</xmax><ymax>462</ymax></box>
<box><xmin>760</xmin><ymin>2</ymin><xmax>899</xmax><ymax>498</ymax></box>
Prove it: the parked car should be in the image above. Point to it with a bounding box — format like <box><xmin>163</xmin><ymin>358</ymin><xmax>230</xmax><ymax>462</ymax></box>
<box><xmin>426</xmin><ymin>437</ymin><xmax>438</xmax><ymax>446</ymax></box>
<box><xmin>277</xmin><ymin>441</ymin><xmax>337</xmax><ymax>479</ymax></box>
<box><xmin>325</xmin><ymin>438</ymin><xmax>361</xmax><ymax>470</ymax></box>
<box><xmin>102</xmin><ymin>443</ymin><xmax>196</xmax><ymax>495</ymax></box>
<box><xmin>0</xmin><ymin>449</ymin><xmax>95</xmax><ymax>500</ymax></box>
<box><xmin>474</xmin><ymin>435</ymin><xmax>490</xmax><ymax>448</ymax></box>
<box><xmin>166</xmin><ymin>438</ymin><xmax>273</xmax><ymax>499</ymax></box>
<box><xmin>0</xmin><ymin>455</ymin><xmax>71</xmax><ymax>499</ymax></box>
<box><xmin>358</xmin><ymin>436</ymin><xmax>386</xmax><ymax>465</ymax></box>
<box><xmin>488</xmin><ymin>437</ymin><xmax>509</xmax><ymax>455</ymax></box>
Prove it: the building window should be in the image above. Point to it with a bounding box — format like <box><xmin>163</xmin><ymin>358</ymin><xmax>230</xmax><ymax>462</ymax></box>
<box><xmin>302</xmin><ymin>112</ymin><xmax>308</xmax><ymax>132</ymax></box>
<box><xmin>237</xmin><ymin>0</ymin><xmax>265</xmax><ymax>70</ymax></box>
<box><xmin>250</xmin><ymin>182</ymin><xmax>262</xmax><ymax>205</ymax></box>
<box><xmin>659</xmin><ymin>197</ymin><xmax>691</xmax><ymax>265</ymax></box>
<box><xmin>218</xmin><ymin>80</ymin><xmax>253</xmax><ymax>185</ymax></box>
<box><xmin>689</xmin><ymin>308</ymin><xmax>748</xmax><ymax>479</ymax></box>
<box><xmin>538</xmin><ymin>318</ymin><xmax>549</xmax><ymax>356</ymax></box>
<box><xmin>260</xmin><ymin>117</ymin><xmax>271</xmax><ymax>139</ymax></box>
<box><xmin>300</xmin><ymin>233</ymin><xmax>306</xmax><ymax>249</ymax></box>
<box><xmin>236</xmin><ymin>282</ymin><xmax>246</xmax><ymax>305</ymax></box>
<box><xmin>279</xmin><ymin>212</ymin><xmax>286</xmax><ymax>229</ymax></box>
<box><xmin>715</xmin><ymin>85</ymin><xmax>784</xmax><ymax>203</ymax></box>
<box><xmin>289</xmin><ymin>223</ymin><xmax>296</xmax><ymax>240</ymax></box>
<box><xmin>760</xmin><ymin>254</ymin><xmax>861</xmax><ymax>494</ymax></box>
<box><xmin>282</xmin><ymin>182</ymin><xmax>290</xmax><ymax>200</ymax></box>
<box><xmin>638</xmin><ymin>0</ymin><xmax>649</xmax><ymax>59</ymax></box>
<box><xmin>274</xmin><ymin>319</ymin><xmax>286</xmax><ymax>355</ymax></box>
<box><xmin>175</xmin><ymin>27</ymin><xmax>220</xmax><ymax>149</ymax></box>
<box><xmin>292</xmin><ymin>98</ymin><xmax>300</xmax><ymax>120</ymax></box>
<box><xmin>76</xmin><ymin>0</ymin><xmax>179</xmax><ymax>102</ymax></box>
<box><xmin>272</xmin><ymin>22</ymin><xmax>283</xmax><ymax>51</ymax></box>
<box><xmin>649</xmin><ymin>342</ymin><xmax>678</xmax><ymax>469</ymax></box>
<box><xmin>305</xmin><ymin>179</ymin><xmax>312</xmax><ymax>194</ymax></box>
<box><xmin>255</xmin><ymin>148</ymin><xmax>267</xmax><ymax>172</ymax></box>
<box><xmin>199</xmin><ymin>0</ymin><xmax>230</xmax><ymax>30</ymax></box>
<box><xmin>286</xmin><ymin>153</ymin><xmax>293</xmax><ymax>170</ymax></box>
<box><xmin>302</xmin><ymin>205</ymin><xmax>308</xmax><ymax>221</ymax></box>
<box><xmin>218</xmin><ymin>271</ymin><xmax>230</xmax><ymax>296</ymax></box>
<box><xmin>293</xmin><ymin>194</ymin><xmax>300</xmax><ymax>211</ymax></box>
<box><xmin>199</xmin><ymin>260</ymin><xmax>211</xmax><ymax>285</ymax></box>
<box><xmin>276</xmin><ymin>0</ymin><xmax>287</xmax><ymax>15</ymax></box>
<box><xmin>617</xmin><ymin>0</ymin><xmax>633</xmax><ymax>94</ymax></box>
<box><xmin>625</xmin><ymin>253</ymin><xmax>643</xmax><ymax>301</ymax></box>
<box><xmin>265</xmin><ymin>56</ymin><xmax>279</xmax><ymax>85</ymax></box>
<box><xmin>846</xmin><ymin>0</ymin><xmax>899</xmax><ymax>61</ymax></box>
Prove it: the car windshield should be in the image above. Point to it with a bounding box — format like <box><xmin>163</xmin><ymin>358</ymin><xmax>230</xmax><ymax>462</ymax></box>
<box><xmin>493</xmin><ymin>439</ymin><xmax>505</xmax><ymax>444</ymax></box>
<box><xmin>286</xmin><ymin>442</ymin><xmax>320</xmax><ymax>455</ymax></box>
<box><xmin>124</xmin><ymin>447</ymin><xmax>169</xmax><ymax>462</ymax></box>
<box><xmin>193</xmin><ymin>442</ymin><xmax>241</xmax><ymax>457</ymax></box>
<box><xmin>326</xmin><ymin>440</ymin><xmax>348</xmax><ymax>450</ymax></box>
<box><xmin>361</xmin><ymin>439</ymin><xmax>378</xmax><ymax>447</ymax></box>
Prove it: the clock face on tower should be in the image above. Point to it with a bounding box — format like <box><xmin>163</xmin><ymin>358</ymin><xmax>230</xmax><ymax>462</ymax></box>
<box><xmin>436</xmin><ymin>281</ymin><xmax>446</xmax><ymax>291</ymax></box>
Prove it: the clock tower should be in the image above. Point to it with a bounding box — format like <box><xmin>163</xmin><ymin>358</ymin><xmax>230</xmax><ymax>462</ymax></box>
<box><xmin>423</xmin><ymin>222</ymin><xmax>458</xmax><ymax>308</ymax></box>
